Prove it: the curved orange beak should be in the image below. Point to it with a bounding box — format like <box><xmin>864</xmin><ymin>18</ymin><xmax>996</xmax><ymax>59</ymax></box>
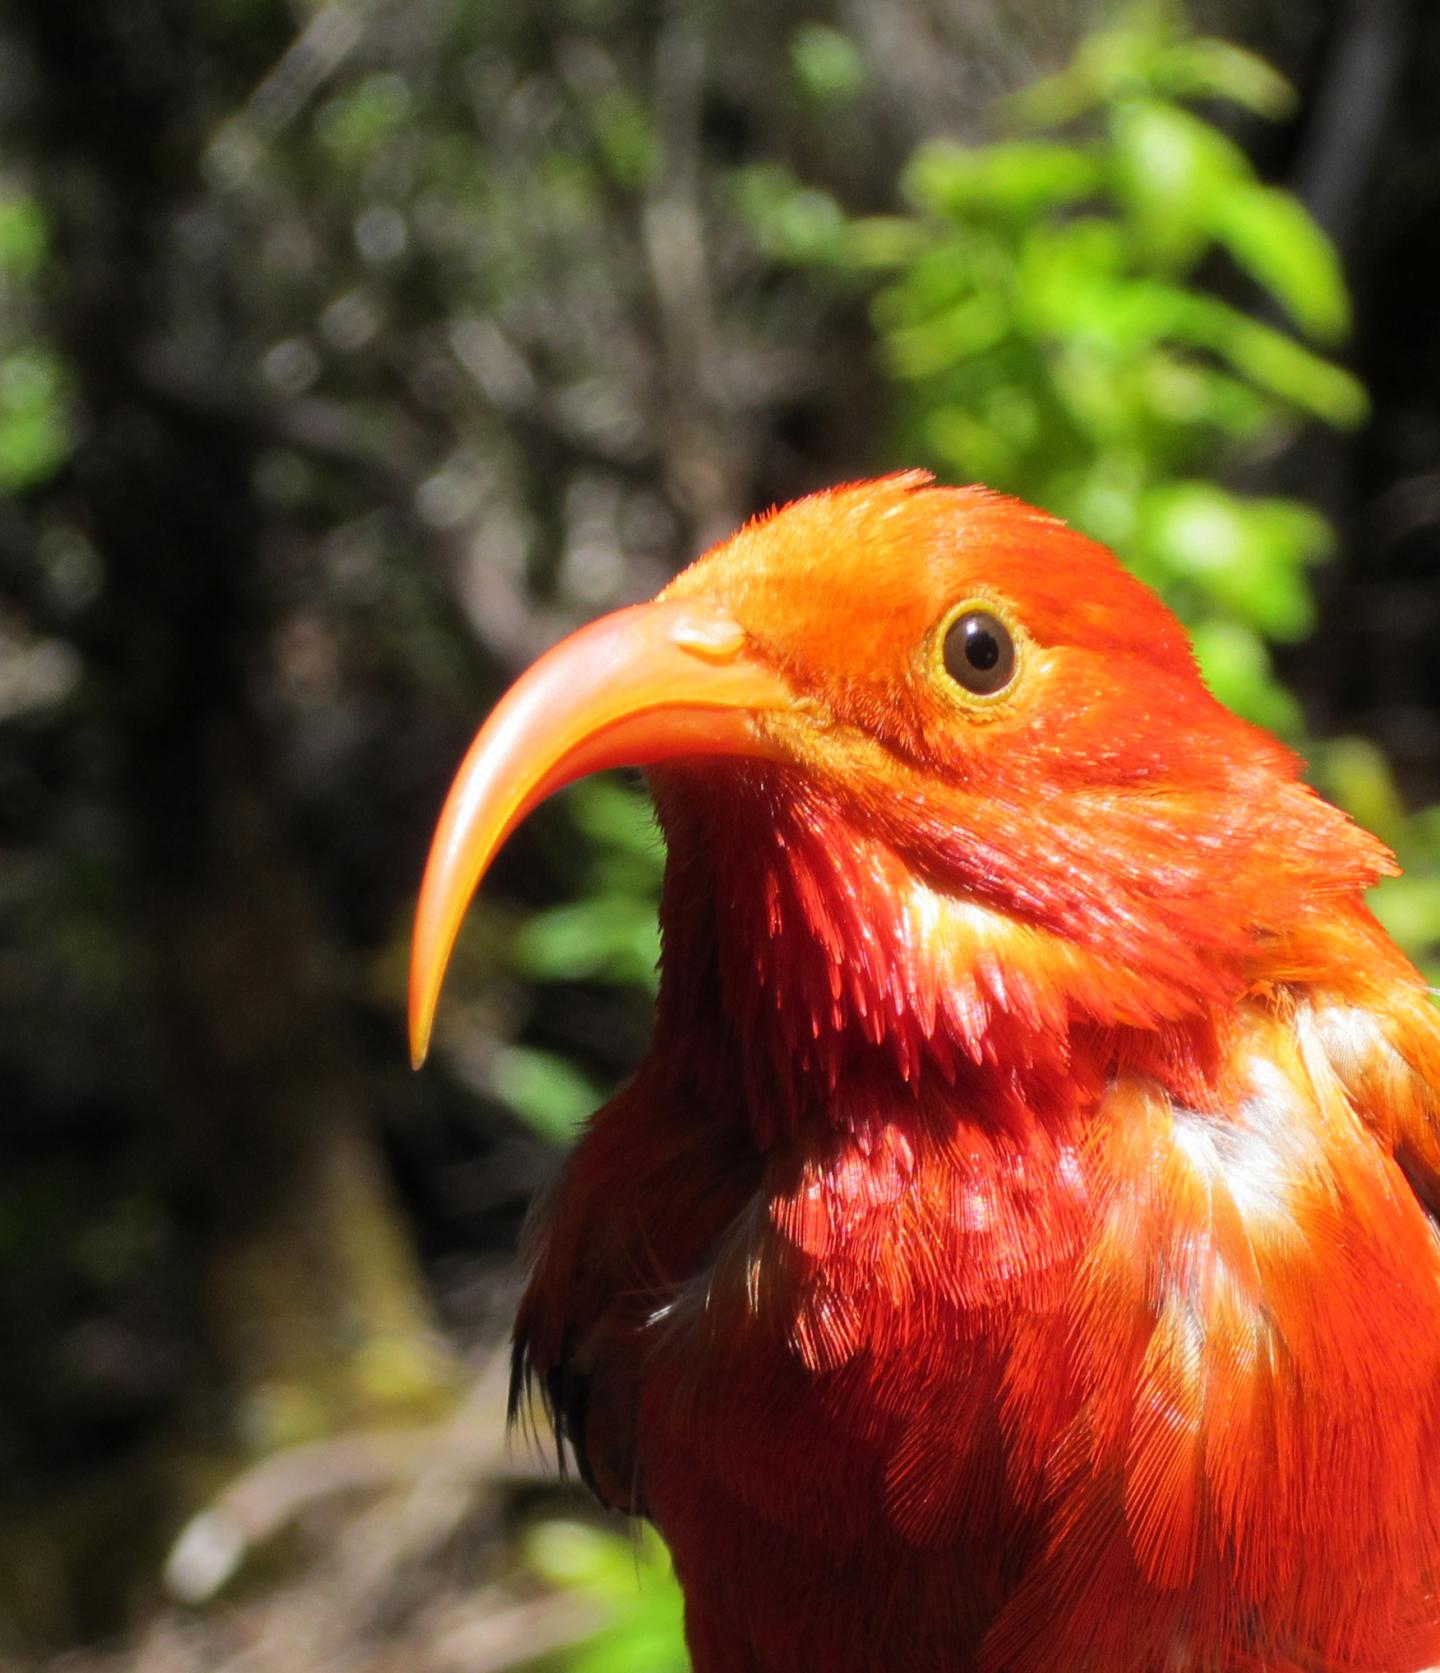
<box><xmin>408</xmin><ymin>598</ymin><xmax>796</xmax><ymax>1066</ymax></box>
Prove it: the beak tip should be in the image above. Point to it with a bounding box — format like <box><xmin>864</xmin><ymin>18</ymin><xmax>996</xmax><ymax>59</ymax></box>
<box><xmin>408</xmin><ymin>994</ymin><xmax>434</xmax><ymax>1071</ymax></box>
<box><xmin>407</xmin><ymin>969</ymin><xmax>435</xmax><ymax>1071</ymax></box>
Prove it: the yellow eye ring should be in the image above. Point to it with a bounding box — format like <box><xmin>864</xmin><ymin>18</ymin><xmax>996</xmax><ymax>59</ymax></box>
<box><xmin>932</xmin><ymin>599</ymin><xmax>1021</xmax><ymax>703</ymax></box>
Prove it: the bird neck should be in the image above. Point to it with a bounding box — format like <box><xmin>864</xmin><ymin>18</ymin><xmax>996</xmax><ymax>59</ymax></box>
<box><xmin>649</xmin><ymin>767</ymin><xmax>1221</xmax><ymax>1148</ymax></box>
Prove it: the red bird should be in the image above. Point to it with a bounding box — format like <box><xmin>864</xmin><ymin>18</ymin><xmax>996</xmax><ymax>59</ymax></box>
<box><xmin>410</xmin><ymin>475</ymin><xmax>1440</xmax><ymax>1673</ymax></box>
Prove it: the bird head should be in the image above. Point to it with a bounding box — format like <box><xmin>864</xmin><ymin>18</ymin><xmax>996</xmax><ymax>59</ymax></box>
<box><xmin>410</xmin><ymin>474</ymin><xmax>1392</xmax><ymax>1119</ymax></box>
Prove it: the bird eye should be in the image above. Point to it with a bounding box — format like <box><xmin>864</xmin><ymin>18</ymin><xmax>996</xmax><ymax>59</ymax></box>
<box><xmin>942</xmin><ymin>609</ymin><xmax>1016</xmax><ymax>697</ymax></box>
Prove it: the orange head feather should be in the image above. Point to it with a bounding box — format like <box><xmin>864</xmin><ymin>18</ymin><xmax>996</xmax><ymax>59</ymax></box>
<box><xmin>412</xmin><ymin>472</ymin><xmax>1393</xmax><ymax>1129</ymax></box>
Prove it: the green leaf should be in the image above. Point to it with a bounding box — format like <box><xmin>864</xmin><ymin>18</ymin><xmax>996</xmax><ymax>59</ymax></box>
<box><xmin>520</xmin><ymin>1520</ymin><xmax>687</xmax><ymax>1673</ymax></box>
<box><xmin>1134</xmin><ymin>352</ymin><xmax>1271</xmax><ymax>437</ymax></box>
<box><xmin>1319</xmin><ymin>737</ymin><xmax>1409</xmax><ymax>846</ymax></box>
<box><xmin>567</xmin><ymin>779</ymin><xmax>663</xmax><ymax>870</ymax></box>
<box><xmin>510</xmin><ymin>895</ymin><xmax>660</xmax><ymax>988</ymax></box>
<box><xmin>1109</xmin><ymin>98</ymin><xmax>1249</xmax><ymax>268</ymax></box>
<box><xmin>0</xmin><ymin>349</ymin><xmax>72</xmax><ymax>491</ymax></box>
<box><xmin>1140</xmin><ymin>482</ymin><xmax>1331</xmax><ymax>639</ymax></box>
<box><xmin>886</xmin><ymin>293</ymin><xmax>1009</xmax><ymax>379</ymax></box>
<box><xmin>923</xmin><ymin>405</ymin><xmax>1025</xmax><ymax>486</ymax></box>
<box><xmin>0</xmin><ymin>194</ymin><xmax>49</xmax><ymax>279</ymax></box>
<box><xmin>526</xmin><ymin>1521</ymin><xmax>642</xmax><ymax>1595</ymax></box>
<box><xmin>1209</xmin><ymin>184</ymin><xmax>1350</xmax><ymax>342</ymax></box>
<box><xmin>490</xmin><ymin>1046</ymin><xmax>602</xmax><ymax>1142</ymax></box>
<box><xmin>790</xmin><ymin>24</ymin><xmax>864</xmax><ymax>106</ymax></box>
<box><xmin>1137</xmin><ymin>291</ymin><xmax>1366</xmax><ymax>425</ymax></box>
<box><xmin>1054</xmin><ymin>450</ymin><xmax>1146</xmax><ymax>551</ymax></box>
<box><xmin>904</xmin><ymin>141</ymin><xmax>1101</xmax><ymax>220</ymax></box>
<box><xmin>1150</xmin><ymin>37</ymin><xmax>1296</xmax><ymax>115</ymax></box>
<box><xmin>1188</xmin><ymin>618</ymin><xmax>1303</xmax><ymax>734</ymax></box>
<box><xmin>1370</xmin><ymin>874</ymin><xmax>1440</xmax><ymax>981</ymax></box>
<box><xmin>733</xmin><ymin>164</ymin><xmax>847</xmax><ymax>264</ymax></box>
<box><xmin>1212</xmin><ymin>313</ymin><xmax>1366</xmax><ymax>425</ymax></box>
<box><xmin>840</xmin><ymin>216</ymin><xmax>929</xmax><ymax>271</ymax></box>
<box><xmin>1003</xmin><ymin>23</ymin><xmax>1155</xmax><ymax>129</ymax></box>
<box><xmin>1013</xmin><ymin>218</ymin><xmax>1128</xmax><ymax>337</ymax></box>
<box><xmin>567</xmin><ymin>1621</ymin><xmax>690</xmax><ymax>1673</ymax></box>
<box><xmin>872</xmin><ymin>236</ymin><xmax>995</xmax><ymax>333</ymax></box>
<box><xmin>590</xmin><ymin>89</ymin><xmax>661</xmax><ymax>189</ymax></box>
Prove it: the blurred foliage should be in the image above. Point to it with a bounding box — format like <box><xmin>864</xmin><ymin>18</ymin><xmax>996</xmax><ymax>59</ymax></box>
<box><xmin>497</xmin><ymin>781</ymin><xmax>663</xmax><ymax>1139</ymax></box>
<box><xmin>0</xmin><ymin>191</ymin><xmax>72</xmax><ymax>493</ymax></box>
<box><xmin>519</xmin><ymin>1520</ymin><xmax>687</xmax><ymax>1673</ymax></box>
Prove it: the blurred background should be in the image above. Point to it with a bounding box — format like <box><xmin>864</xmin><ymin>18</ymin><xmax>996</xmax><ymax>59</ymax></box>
<box><xmin>0</xmin><ymin>0</ymin><xmax>1436</xmax><ymax>1666</ymax></box>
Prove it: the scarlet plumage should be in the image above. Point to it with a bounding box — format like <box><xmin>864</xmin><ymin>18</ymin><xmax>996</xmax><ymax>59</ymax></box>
<box><xmin>413</xmin><ymin>475</ymin><xmax>1440</xmax><ymax>1672</ymax></box>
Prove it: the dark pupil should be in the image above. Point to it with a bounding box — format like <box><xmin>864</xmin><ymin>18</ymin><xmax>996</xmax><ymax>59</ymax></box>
<box><xmin>943</xmin><ymin>609</ymin><xmax>1015</xmax><ymax>695</ymax></box>
<box><xmin>966</xmin><ymin>627</ymin><xmax>1000</xmax><ymax>671</ymax></box>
